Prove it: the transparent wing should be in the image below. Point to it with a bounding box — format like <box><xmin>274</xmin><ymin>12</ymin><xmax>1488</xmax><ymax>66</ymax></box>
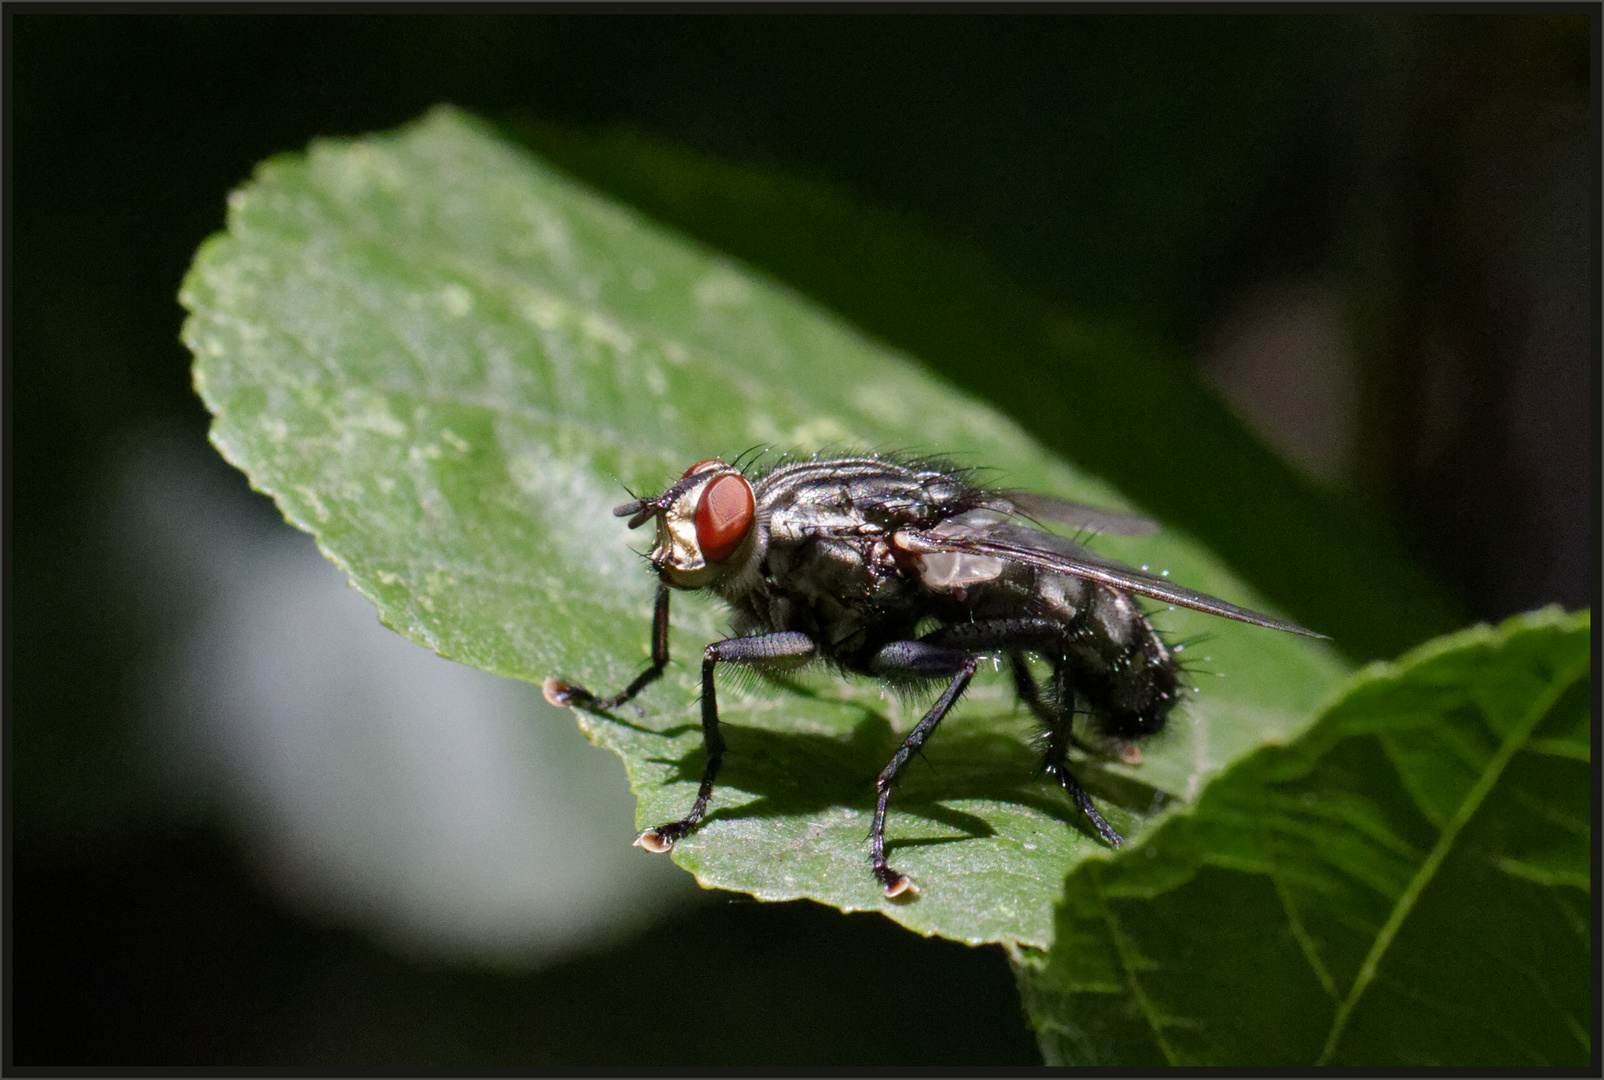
<box><xmin>987</xmin><ymin>491</ymin><xmax>1158</xmax><ymax>536</ymax></box>
<box><xmin>901</xmin><ymin>520</ymin><xmax>1326</xmax><ymax>638</ymax></box>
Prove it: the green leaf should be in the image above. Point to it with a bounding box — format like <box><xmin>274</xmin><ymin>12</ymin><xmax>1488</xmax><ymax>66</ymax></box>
<box><xmin>1016</xmin><ymin>607</ymin><xmax>1590</xmax><ymax>1066</ymax></box>
<box><xmin>181</xmin><ymin>106</ymin><xmax>1345</xmax><ymax>949</ymax></box>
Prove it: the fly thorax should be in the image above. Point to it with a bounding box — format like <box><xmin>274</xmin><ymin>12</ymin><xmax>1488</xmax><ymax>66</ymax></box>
<box><xmin>765</xmin><ymin>536</ymin><xmax>876</xmax><ymax>601</ymax></box>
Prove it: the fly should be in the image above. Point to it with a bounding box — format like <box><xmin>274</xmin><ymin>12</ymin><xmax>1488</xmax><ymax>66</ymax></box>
<box><xmin>545</xmin><ymin>454</ymin><xmax>1324</xmax><ymax>898</ymax></box>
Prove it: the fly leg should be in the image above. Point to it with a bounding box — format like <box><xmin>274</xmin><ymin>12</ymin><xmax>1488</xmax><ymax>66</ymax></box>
<box><xmin>866</xmin><ymin>641</ymin><xmax>981</xmax><ymax>898</ymax></box>
<box><xmin>637</xmin><ymin>630</ymin><xmax>818</xmax><ymax>853</ymax></box>
<box><xmin>544</xmin><ymin>583</ymin><xmax>673</xmax><ymax>711</ymax></box>
<box><xmin>1039</xmin><ymin>654</ymin><xmax>1125</xmax><ymax>847</ymax></box>
<box><xmin>928</xmin><ymin>622</ymin><xmax>1124</xmax><ymax>848</ymax></box>
<box><xmin>1008</xmin><ymin>653</ymin><xmax>1103</xmax><ymax>758</ymax></box>
<box><xmin>1007</xmin><ymin>652</ymin><xmax>1054</xmax><ymax>724</ymax></box>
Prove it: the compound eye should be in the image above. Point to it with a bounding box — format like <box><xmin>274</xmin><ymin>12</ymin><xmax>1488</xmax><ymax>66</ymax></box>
<box><xmin>694</xmin><ymin>474</ymin><xmax>755</xmax><ymax>563</ymax></box>
<box><xmin>682</xmin><ymin>458</ymin><xmax>726</xmax><ymax>479</ymax></box>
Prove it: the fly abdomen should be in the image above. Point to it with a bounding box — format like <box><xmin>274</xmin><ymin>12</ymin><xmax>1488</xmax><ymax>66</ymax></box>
<box><xmin>1072</xmin><ymin>589</ymin><xmax>1181</xmax><ymax>741</ymax></box>
<box><xmin>1010</xmin><ymin>569</ymin><xmax>1180</xmax><ymax>741</ymax></box>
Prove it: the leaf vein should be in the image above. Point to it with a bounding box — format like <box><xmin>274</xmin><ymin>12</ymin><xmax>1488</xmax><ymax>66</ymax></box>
<box><xmin>1315</xmin><ymin>656</ymin><xmax>1590</xmax><ymax>1064</ymax></box>
<box><xmin>1092</xmin><ymin>862</ymin><xmax>1180</xmax><ymax>1065</ymax></box>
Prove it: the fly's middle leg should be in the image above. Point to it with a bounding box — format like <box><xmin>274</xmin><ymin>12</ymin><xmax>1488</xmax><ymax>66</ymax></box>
<box><xmin>636</xmin><ymin>630</ymin><xmax>817</xmax><ymax>853</ymax></box>
<box><xmin>866</xmin><ymin>641</ymin><xmax>980</xmax><ymax>898</ymax></box>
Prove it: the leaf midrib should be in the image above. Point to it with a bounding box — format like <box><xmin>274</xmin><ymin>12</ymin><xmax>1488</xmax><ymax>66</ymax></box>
<box><xmin>1314</xmin><ymin>656</ymin><xmax>1591</xmax><ymax>1064</ymax></box>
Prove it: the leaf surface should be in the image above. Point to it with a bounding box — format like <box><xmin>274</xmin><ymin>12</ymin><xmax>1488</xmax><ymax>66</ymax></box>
<box><xmin>183</xmin><ymin>106</ymin><xmax>1347</xmax><ymax>948</ymax></box>
<box><xmin>1016</xmin><ymin>607</ymin><xmax>1590</xmax><ymax>1065</ymax></box>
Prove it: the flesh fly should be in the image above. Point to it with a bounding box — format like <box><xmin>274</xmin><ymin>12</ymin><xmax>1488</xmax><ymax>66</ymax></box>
<box><xmin>546</xmin><ymin>454</ymin><xmax>1322</xmax><ymax>898</ymax></box>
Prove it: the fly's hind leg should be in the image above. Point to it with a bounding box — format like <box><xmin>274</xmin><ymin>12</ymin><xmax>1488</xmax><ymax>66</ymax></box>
<box><xmin>930</xmin><ymin>623</ymin><xmax>1125</xmax><ymax>850</ymax></box>
<box><xmin>1006</xmin><ymin>652</ymin><xmax>1102</xmax><ymax>758</ymax></box>
<box><xmin>1037</xmin><ymin>654</ymin><xmax>1125</xmax><ymax>848</ymax></box>
<box><xmin>636</xmin><ymin>630</ymin><xmax>818</xmax><ymax>853</ymax></box>
<box><xmin>1007</xmin><ymin>652</ymin><xmax>1055</xmax><ymax>725</ymax></box>
<box><xmin>865</xmin><ymin>641</ymin><xmax>981</xmax><ymax>898</ymax></box>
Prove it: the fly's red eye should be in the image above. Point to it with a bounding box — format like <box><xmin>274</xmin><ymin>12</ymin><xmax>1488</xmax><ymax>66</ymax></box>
<box><xmin>695</xmin><ymin>474</ymin><xmax>755</xmax><ymax>563</ymax></box>
<box><xmin>682</xmin><ymin>459</ymin><xmax>726</xmax><ymax>479</ymax></box>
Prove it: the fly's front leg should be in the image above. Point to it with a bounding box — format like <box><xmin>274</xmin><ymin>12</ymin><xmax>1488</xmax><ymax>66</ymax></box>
<box><xmin>543</xmin><ymin>584</ymin><xmax>672</xmax><ymax>711</ymax></box>
<box><xmin>866</xmin><ymin>641</ymin><xmax>981</xmax><ymax>899</ymax></box>
<box><xmin>636</xmin><ymin>630</ymin><xmax>818</xmax><ymax>853</ymax></box>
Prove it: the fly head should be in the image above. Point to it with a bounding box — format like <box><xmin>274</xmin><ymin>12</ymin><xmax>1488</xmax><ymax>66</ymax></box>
<box><xmin>615</xmin><ymin>458</ymin><xmax>762</xmax><ymax>591</ymax></box>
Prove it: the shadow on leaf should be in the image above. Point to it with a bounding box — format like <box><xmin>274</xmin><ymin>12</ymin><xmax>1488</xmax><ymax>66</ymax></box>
<box><xmin>640</xmin><ymin>704</ymin><xmax>1172</xmax><ymax>851</ymax></box>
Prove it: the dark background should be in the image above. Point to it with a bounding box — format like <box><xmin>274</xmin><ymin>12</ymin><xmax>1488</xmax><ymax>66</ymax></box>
<box><xmin>9</xmin><ymin>12</ymin><xmax>1593</xmax><ymax>1067</ymax></box>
